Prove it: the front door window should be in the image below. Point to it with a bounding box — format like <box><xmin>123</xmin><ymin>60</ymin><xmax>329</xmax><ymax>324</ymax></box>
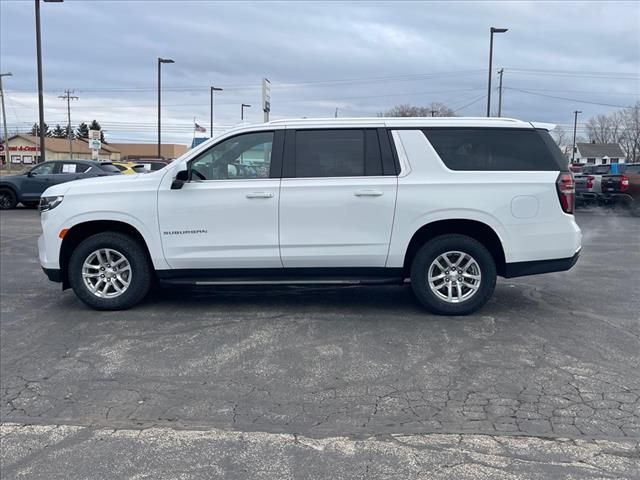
<box><xmin>190</xmin><ymin>132</ymin><xmax>273</xmax><ymax>181</ymax></box>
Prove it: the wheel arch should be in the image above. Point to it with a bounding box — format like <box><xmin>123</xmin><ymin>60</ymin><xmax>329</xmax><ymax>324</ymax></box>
<box><xmin>59</xmin><ymin>220</ymin><xmax>154</xmax><ymax>289</ymax></box>
<box><xmin>403</xmin><ymin>219</ymin><xmax>506</xmax><ymax>276</ymax></box>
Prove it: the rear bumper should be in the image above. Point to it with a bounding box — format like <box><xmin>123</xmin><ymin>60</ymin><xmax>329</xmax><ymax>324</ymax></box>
<box><xmin>503</xmin><ymin>249</ymin><xmax>580</xmax><ymax>278</ymax></box>
<box><xmin>599</xmin><ymin>193</ymin><xmax>633</xmax><ymax>205</ymax></box>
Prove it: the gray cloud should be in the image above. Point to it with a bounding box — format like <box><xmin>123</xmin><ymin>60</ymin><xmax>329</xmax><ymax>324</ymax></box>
<box><xmin>1</xmin><ymin>0</ymin><xmax>638</xmax><ymax>143</ymax></box>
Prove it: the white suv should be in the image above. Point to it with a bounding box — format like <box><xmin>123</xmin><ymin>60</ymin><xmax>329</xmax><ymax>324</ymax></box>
<box><xmin>38</xmin><ymin>117</ymin><xmax>582</xmax><ymax>315</ymax></box>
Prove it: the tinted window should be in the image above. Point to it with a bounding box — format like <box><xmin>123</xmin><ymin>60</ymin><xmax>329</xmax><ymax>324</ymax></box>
<box><xmin>423</xmin><ymin>128</ymin><xmax>567</xmax><ymax>171</ymax></box>
<box><xmin>191</xmin><ymin>131</ymin><xmax>273</xmax><ymax>180</ymax></box>
<box><xmin>30</xmin><ymin>162</ymin><xmax>56</xmax><ymax>175</ymax></box>
<box><xmin>113</xmin><ymin>164</ymin><xmax>127</xmax><ymax>172</ymax></box>
<box><xmin>292</xmin><ymin>129</ymin><xmax>385</xmax><ymax>178</ymax></box>
<box><xmin>98</xmin><ymin>163</ymin><xmax>122</xmax><ymax>173</ymax></box>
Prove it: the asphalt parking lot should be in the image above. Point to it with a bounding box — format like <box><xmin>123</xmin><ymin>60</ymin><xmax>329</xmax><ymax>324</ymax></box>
<box><xmin>1</xmin><ymin>207</ymin><xmax>639</xmax><ymax>479</ymax></box>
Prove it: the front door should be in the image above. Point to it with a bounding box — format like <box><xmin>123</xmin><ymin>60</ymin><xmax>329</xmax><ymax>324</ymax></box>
<box><xmin>279</xmin><ymin>128</ymin><xmax>398</xmax><ymax>268</ymax></box>
<box><xmin>21</xmin><ymin>162</ymin><xmax>59</xmax><ymax>201</ymax></box>
<box><xmin>158</xmin><ymin>130</ymin><xmax>283</xmax><ymax>270</ymax></box>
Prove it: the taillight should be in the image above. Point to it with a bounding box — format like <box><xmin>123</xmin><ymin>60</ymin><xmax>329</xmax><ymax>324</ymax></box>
<box><xmin>620</xmin><ymin>175</ymin><xmax>629</xmax><ymax>192</ymax></box>
<box><xmin>586</xmin><ymin>175</ymin><xmax>594</xmax><ymax>189</ymax></box>
<box><xmin>556</xmin><ymin>172</ymin><xmax>575</xmax><ymax>214</ymax></box>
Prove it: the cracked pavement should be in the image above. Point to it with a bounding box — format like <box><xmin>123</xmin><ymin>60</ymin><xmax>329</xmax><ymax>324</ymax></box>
<box><xmin>1</xmin><ymin>208</ymin><xmax>639</xmax><ymax>478</ymax></box>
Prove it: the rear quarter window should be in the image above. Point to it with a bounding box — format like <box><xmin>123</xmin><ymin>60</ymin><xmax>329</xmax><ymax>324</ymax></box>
<box><xmin>422</xmin><ymin>128</ymin><xmax>568</xmax><ymax>171</ymax></box>
<box><xmin>98</xmin><ymin>163</ymin><xmax>122</xmax><ymax>173</ymax></box>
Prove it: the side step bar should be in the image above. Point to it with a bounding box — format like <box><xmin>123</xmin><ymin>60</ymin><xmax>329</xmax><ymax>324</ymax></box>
<box><xmin>160</xmin><ymin>277</ymin><xmax>404</xmax><ymax>287</ymax></box>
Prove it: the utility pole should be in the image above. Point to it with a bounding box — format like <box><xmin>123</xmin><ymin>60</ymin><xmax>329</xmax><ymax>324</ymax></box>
<box><xmin>59</xmin><ymin>89</ymin><xmax>78</xmax><ymax>159</ymax></box>
<box><xmin>0</xmin><ymin>72</ymin><xmax>12</xmax><ymax>169</ymax></box>
<box><xmin>571</xmin><ymin>110</ymin><xmax>582</xmax><ymax>163</ymax></box>
<box><xmin>431</xmin><ymin>109</ymin><xmax>436</xmax><ymax>117</ymax></box>
<box><xmin>210</xmin><ymin>86</ymin><xmax>223</xmax><ymax>138</ymax></box>
<box><xmin>497</xmin><ymin>68</ymin><xmax>504</xmax><ymax>117</ymax></box>
<box><xmin>334</xmin><ymin>107</ymin><xmax>338</xmax><ymax>118</ymax></box>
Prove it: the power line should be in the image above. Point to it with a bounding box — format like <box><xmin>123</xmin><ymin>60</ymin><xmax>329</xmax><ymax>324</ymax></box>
<box><xmin>505</xmin><ymin>88</ymin><xmax>632</xmax><ymax>108</ymax></box>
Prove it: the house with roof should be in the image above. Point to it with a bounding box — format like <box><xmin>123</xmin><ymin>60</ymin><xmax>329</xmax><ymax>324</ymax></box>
<box><xmin>574</xmin><ymin>142</ymin><xmax>626</xmax><ymax>165</ymax></box>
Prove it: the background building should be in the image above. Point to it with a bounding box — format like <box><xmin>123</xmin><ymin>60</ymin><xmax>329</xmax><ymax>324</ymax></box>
<box><xmin>0</xmin><ymin>135</ymin><xmax>120</xmax><ymax>164</ymax></box>
<box><xmin>108</xmin><ymin>143</ymin><xmax>187</xmax><ymax>162</ymax></box>
<box><xmin>575</xmin><ymin>142</ymin><xmax>626</xmax><ymax>165</ymax></box>
<box><xmin>1</xmin><ymin>136</ymin><xmax>188</xmax><ymax>166</ymax></box>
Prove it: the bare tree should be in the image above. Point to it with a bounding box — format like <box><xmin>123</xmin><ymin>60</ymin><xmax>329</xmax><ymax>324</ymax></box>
<box><xmin>380</xmin><ymin>103</ymin><xmax>455</xmax><ymax>117</ymax></box>
<box><xmin>620</xmin><ymin>102</ymin><xmax>640</xmax><ymax>162</ymax></box>
<box><xmin>586</xmin><ymin>112</ymin><xmax>625</xmax><ymax>144</ymax></box>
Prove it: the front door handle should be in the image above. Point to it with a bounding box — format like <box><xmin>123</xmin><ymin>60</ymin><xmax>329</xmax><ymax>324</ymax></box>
<box><xmin>246</xmin><ymin>192</ymin><xmax>274</xmax><ymax>199</ymax></box>
<box><xmin>354</xmin><ymin>189</ymin><xmax>383</xmax><ymax>197</ymax></box>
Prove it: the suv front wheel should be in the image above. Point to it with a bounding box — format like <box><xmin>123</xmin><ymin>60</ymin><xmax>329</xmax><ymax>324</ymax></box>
<box><xmin>68</xmin><ymin>232</ymin><xmax>152</xmax><ymax>310</ymax></box>
<box><xmin>410</xmin><ymin>234</ymin><xmax>496</xmax><ymax>315</ymax></box>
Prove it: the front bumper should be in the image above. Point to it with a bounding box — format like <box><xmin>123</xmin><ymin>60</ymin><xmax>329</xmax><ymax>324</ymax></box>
<box><xmin>42</xmin><ymin>267</ymin><xmax>63</xmax><ymax>283</ymax></box>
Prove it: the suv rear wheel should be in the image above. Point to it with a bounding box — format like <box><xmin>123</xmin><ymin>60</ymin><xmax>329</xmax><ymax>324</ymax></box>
<box><xmin>410</xmin><ymin>234</ymin><xmax>496</xmax><ymax>315</ymax></box>
<box><xmin>68</xmin><ymin>232</ymin><xmax>152</xmax><ymax>310</ymax></box>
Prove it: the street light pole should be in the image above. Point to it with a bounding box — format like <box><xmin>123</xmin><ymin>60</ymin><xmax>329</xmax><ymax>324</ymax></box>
<box><xmin>210</xmin><ymin>86</ymin><xmax>223</xmax><ymax>138</ymax></box>
<box><xmin>0</xmin><ymin>73</ymin><xmax>12</xmax><ymax>168</ymax></box>
<box><xmin>571</xmin><ymin>110</ymin><xmax>582</xmax><ymax>163</ymax></box>
<box><xmin>157</xmin><ymin>57</ymin><xmax>174</xmax><ymax>159</ymax></box>
<box><xmin>486</xmin><ymin>27</ymin><xmax>508</xmax><ymax>117</ymax></box>
<box><xmin>241</xmin><ymin>103</ymin><xmax>251</xmax><ymax>121</ymax></box>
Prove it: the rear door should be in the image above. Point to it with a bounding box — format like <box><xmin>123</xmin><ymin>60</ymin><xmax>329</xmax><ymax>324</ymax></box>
<box><xmin>279</xmin><ymin>128</ymin><xmax>398</xmax><ymax>268</ymax></box>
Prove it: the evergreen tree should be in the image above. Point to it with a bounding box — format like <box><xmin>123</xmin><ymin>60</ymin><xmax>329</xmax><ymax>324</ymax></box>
<box><xmin>51</xmin><ymin>124</ymin><xmax>66</xmax><ymax>138</ymax></box>
<box><xmin>64</xmin><ymin>125</ymin><xmax>75</xmax><ymax>140</ymax></box>
<box><xmin>29</xmin><ymin>122</ymin><xmax>51</xmax><ymax>137</ymax></box>
<box><xmin>75</xmin><ymin>122</ymin><xmax>89</xmax><ymax>139</ymax></box>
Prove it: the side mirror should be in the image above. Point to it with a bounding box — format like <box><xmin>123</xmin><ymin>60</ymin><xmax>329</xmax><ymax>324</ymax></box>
<box><xmin>26</xmin><ymin>171</ymin><xmax>35</xmax><ymax>177</ymax></box>
<box><xmin>171</xmin><ymin>168</ymin><xmax>189</xmax><ymax>190</ymax></box>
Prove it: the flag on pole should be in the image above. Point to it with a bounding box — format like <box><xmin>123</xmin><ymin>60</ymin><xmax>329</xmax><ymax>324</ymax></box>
<box><xmin>194</xmin><ymin>122</ymin><xmax>206</xmax><ymax>133</ymax></box>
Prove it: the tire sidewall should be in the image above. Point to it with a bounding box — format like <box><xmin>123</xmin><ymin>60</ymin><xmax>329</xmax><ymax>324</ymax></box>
<box><xmin>0</xmin><ymin>189</ymin><xmax>17</xmax><ymax>209</ymax></box>
<box><xmin>68</xmin><ymin>232</ymin><xmax>152</xmax><ymax>310</ymax></box>
<box><xmin>410</xmin><ymin>234</ymin><xmax>497</xmax><ymax>315</ymax></box>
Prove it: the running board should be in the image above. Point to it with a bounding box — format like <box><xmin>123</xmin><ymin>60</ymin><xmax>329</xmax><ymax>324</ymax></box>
<box><xmin>159</xmin><ymin>276</ymin><xmax>404</xmax><ymax>287</ymax></box>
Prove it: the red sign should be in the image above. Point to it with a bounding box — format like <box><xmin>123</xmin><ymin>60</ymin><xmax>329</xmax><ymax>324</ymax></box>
<box><xmin>0</xmin><ymin>145</ymin><xmax>40</xmax><ymax>152</ymax></box>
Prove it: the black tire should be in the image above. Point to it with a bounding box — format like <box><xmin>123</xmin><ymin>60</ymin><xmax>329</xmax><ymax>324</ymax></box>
<box><xmin>410</xmin><ymin>234</ymin><xmax>497</xmax><ymax>316</ymax></box>
<box><xmin>0</xmin><ymin>188</ymin><xmax>17</xmax><ymax>210</ymax></box>
<box><xmin>68</xmin><ymin>232</ymin><xmax>152</xmax><ymax>310</ymax></box>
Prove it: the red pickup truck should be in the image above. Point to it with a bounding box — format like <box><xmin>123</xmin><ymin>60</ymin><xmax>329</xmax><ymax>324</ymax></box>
<box><xmin>600</xmin><ymin>164</ymin><xmax>640</xmax><ymax>216</ymax></box>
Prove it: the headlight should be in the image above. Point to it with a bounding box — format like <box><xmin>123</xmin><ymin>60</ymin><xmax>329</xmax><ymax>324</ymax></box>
<box><xmin>39</xmin><ymin>195</ymin><xmax>64</xmax><ymax>212</ymax></box>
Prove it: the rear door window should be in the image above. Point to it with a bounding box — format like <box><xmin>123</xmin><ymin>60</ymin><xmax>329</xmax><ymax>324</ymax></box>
<box><xmin>423</xmin><ymin>128</ymin><xmax>567</xmax><ymax>171</ymax></box>
<box><xmin>286</xmin><ymin>129</ymin><xmax>384</xmax><ymax>178</ymax></box>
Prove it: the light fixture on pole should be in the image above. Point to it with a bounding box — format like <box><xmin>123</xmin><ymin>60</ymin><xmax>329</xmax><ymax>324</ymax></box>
<box><xmin>157</xmin><ymin>57</ymin><xmax>175</xmax><ymax>159</ymax></box>
<box><xmin>241</xmin><ymin>103</ymin><xmax>251</xmax><ymax>121</ymax></box>
<box><xmin>210</xmin><ymin>86</ymin><xmax>223</xmax><ymax>139</ymax></box>
<box><xmin>571</xmin><ymin>110</ymin><xmax>582</xmax><ymax>164</ymax></box>
<box><xmin>486</xmin><ymin>27</ymin><xmax>508</xmax><ymax>117</ymax></box>
<box><xmin>35</xmin><ymin>0</ymin><xmax>64</xmax><ymax>163</ymax></box>
<box><xmin>0</xmin><ymin>72</ymin><xmax>12</xmax><ymax>167</ymax></box>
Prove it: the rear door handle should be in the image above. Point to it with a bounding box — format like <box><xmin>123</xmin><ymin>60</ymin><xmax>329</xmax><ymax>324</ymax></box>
<box><xmin>354</xmin><ymin>189</ymin><xmax>383</xmax><ymax>197</ymax></box>
<box><xmin>246</xmin><ymin>192</ymin><xmax>274</xmax><ymax>199</ymax></box>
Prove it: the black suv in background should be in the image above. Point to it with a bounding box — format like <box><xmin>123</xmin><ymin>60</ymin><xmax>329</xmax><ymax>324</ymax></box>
<box><xmin>0</xmin><ymin>160</ymin><xmax>121</xmax><ymax>209</ymax></box>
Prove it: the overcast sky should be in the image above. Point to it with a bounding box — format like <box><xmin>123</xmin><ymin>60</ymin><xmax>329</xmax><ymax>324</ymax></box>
<box><xmin>1</xmin><ymin>0</ymin><xmax>639</xmax><ymax>144</ymax></box>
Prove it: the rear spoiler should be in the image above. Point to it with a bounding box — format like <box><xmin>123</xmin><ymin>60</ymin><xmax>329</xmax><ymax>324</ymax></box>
<box><xmin>530</xmin><ymin>122</ymin><xmax>556</xmax><ymax>131</ymax></box>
